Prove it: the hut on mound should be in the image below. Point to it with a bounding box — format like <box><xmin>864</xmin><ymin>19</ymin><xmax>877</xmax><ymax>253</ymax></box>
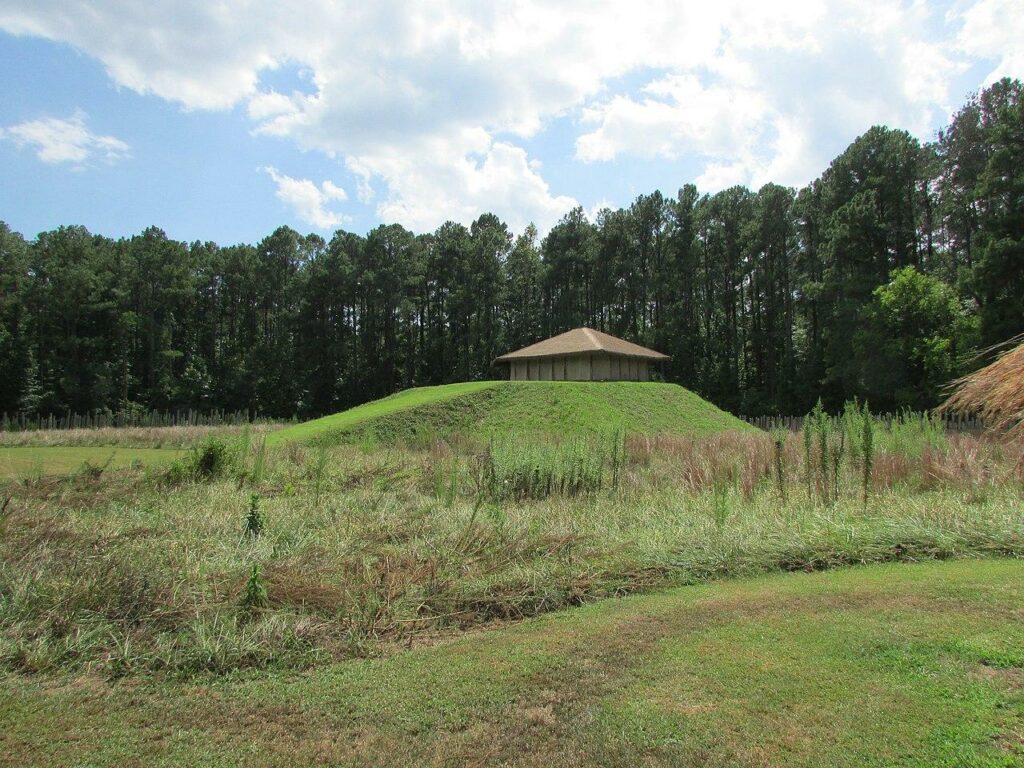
<box><xmin>494</xmin><ymin>327</ymin><xmax>669</xmax><ymax>382</ymax></box>
<box><xmin>938</xmin><ymin>333</ymin><xmax>1024</xmax><ymax>440</ymax></box>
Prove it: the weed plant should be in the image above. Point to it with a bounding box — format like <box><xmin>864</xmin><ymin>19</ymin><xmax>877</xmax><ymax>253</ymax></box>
<box><xmin>244</xmin><ymin>495</ymin><xmax>264</xmax><ymax>537</ymax></box>
<box><xmin>241</xmin><ymin>564</ymin><xmax>268</xmax><ymax>610</ymax></box>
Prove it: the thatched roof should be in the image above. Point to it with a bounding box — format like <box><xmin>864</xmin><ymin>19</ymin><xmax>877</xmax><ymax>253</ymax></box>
<box><xmin>494</xmin><ymin>327</ymin><xmax>669</xmax><ymax>362</ymax></box>
<box><xmin>937</xmin><ymin>334</ymin><xmax>1024</xmax><ymax>439</ymax></box>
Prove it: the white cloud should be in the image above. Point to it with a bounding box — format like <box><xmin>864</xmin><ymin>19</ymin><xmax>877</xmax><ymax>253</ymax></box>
<box><xmin>345</xmin><ymin>134</ymin><xmax>575</xmax><ymax>233</ymax></box>
<box><xmin>1</xmin><ymin>1</ymin><xmax>1021</xmax><ymax>226</ymax></box>
<box><xmin>576</xmin><ymin>74</ymin><xmax>773</xmax><ymax>172</ymax></box>
<box><xmin>953</xmin><ymin>0</ymin><xmax>1024</xmax><ymax>83</ymax></box>
<box><xmin>575</xmin><ymin>0</ymin><xmax>971</xmax><ymax>191</ymax></box>
<box><xmin>247</xmin><ymin>90</ymin><xmax>297</xmax><ymax>121</ymax></box>
<box><xmin>262</xmin><ymin>167</ymin><xmax>349</xmax><ymax>230</ymax></box>
<box><xmin>576</xmin><ymin>72</ymin><xmax>827</xmax><ymax>192</ymax></box>
<box><xmin>1</xmin><ymin>110</ymin><xmax>129</xmax><ymax>166</ymax></box>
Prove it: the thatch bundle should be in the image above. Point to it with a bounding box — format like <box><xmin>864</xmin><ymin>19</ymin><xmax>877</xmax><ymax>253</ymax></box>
<box><xmin>938</xmin><ymin>334</ymin><xmax>1024</xmax><ymax>440</ymax></box>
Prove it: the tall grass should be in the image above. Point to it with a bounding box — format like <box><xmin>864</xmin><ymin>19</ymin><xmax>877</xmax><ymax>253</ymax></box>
<box><xmin>482</xmin><ymin>430</ymin><xmax>624</xmax><ymax>501</ymax></box>
<box><xmin>0</xmin><ymin>416</ymin><xmax>1021</xmax><ymax>678</ymax></box>
<box><xmin>879</xmin><ymin>410</ymin><xmax>948</xmax><ymax>456</ymax></box>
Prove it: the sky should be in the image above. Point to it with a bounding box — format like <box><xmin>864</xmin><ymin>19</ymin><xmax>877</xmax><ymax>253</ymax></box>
<box><xmin>0</xmin><ymin>0</ymin><xmax>1022</xmax><ymax>245</ymax></box>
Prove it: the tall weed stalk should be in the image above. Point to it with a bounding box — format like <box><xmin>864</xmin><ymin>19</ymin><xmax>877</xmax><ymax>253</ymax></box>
<box><xmin>862</xmin><ymin>402</ymin><xmax>874</xmax><ymax>507</ymax></box>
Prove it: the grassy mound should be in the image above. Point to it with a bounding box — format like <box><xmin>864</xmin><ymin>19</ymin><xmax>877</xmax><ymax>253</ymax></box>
<box><xmin>270</xmin><ymin>381</ymin><xmax>751</xmax><ymax>445</ymax></box>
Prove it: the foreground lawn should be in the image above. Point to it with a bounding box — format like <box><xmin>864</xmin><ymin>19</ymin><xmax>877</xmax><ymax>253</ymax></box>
<box><xmin>2</xmin><ymin>559</ymin><xmax>1022</xmax><ymax>767</ymax></box>
<box><xmin>0</xmin><ymin>446</ymin><xmax>182</xmax><ymax>479</ymax></box>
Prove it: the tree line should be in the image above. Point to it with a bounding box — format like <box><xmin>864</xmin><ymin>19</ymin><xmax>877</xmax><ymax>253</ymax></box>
<box><xmin>1</xmin><ymin>79</ymin><xmax>1021</xmax><ymax>419</ymax></box>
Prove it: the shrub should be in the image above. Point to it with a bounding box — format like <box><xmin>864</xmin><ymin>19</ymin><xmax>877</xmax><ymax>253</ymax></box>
<box><xmin>195</xmin><ymin>439</ymin><xmax>231</xmax><ymax>478</ymax></box>
<box><xmin>164</xmin><ymin>437</ymin><xmax>236</xmax><ymax>483</ymax></box>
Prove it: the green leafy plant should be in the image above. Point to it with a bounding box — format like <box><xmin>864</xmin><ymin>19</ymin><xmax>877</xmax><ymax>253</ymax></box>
<box><xmin>244</xmin><ymin>494</ymin><xmax>264</xmax><ymax>537</ymax></box>
<box><xmin>241</xmin><ymin>563</ymin><xmax>268</xmax><ymax>610</ymax></box>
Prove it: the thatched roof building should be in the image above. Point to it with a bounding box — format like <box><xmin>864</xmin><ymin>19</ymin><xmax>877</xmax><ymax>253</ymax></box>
<box><xmin>938</xmin><ymin>334</ymin><xmax>1024</xmax><ymax>439</ymax></box>
<box><xmin>494</xmin><ymin>327</ymin><xmax>669</xmax><ymax>381</ymax></box>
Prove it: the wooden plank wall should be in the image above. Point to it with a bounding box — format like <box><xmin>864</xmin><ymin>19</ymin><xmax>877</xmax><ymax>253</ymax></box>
<box><xmin>507</xmin><ymin>354</ymin><xmax>652</xmax><ymax>381</ymax></box>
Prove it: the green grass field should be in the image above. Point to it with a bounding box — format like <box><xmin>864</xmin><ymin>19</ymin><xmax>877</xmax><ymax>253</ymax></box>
<box><xmin>270</xmin><ymin>381</ymin><xmax>752</xmax><ymax>445</ymax></box>
<box><xmin>0</xmin><ymin>446</ymin><xmax>182</xmax><ymax>479</ymax></box>
<box><xmin>3</xmin><ymin>559</ymin><xmax>1022</xmax><ymax>767</ymax></box>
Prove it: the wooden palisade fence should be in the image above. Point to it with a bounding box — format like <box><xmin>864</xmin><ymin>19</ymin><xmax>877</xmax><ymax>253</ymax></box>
<box><xmin>741</xmin><ymin>414</ymin><xmax>986</xmax><ymax>434</ymax></box>
<box><xmin>1</xmin><ymin>409</ymin><xmax>283</xmax><ymax>432</ymax></box>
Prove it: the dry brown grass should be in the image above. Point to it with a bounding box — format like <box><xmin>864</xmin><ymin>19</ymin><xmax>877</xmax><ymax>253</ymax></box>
<box><xmin>940</xmin><ymin>334</ymin><xmax>1024</xmax><ymax>439</ymax></box>
<box><xmin>627</xmin><ymin>432</ymin><xmax>776</xmax><ymax>495</ymax></box>
<box><xmin>630</xmin><ymin>427</ymin><xmax>1024</xmax><ymax>498</ymax></box>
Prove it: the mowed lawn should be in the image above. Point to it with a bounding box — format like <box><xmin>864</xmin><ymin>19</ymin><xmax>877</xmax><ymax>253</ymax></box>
<box><xmin>3</xmin><ymin>559</ymin><xmax>1022</xmax><ymax>767</ymax></box>
<box><xmin>0</xmin><ymin>446</ymin><xmax>182</xmax><ymax>479</ymax></box>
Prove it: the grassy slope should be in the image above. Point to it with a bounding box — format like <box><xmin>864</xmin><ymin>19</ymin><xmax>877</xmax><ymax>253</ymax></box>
<box><xmin>267</xmin><ymin>381</ymin><xmax>501</xmax><ymax>445</ymax></box>
<box><xmin>3</xmin><ymin>559</ymin><xmax>1022</xmax><ymax>767</ymax></box>
<box><xmin>0</xmin><ymin>446</ymin><xmax>181</xmax><ymax>480</ymax></box>
<box><xmin>271</xmin><ymin>381</ymin><xmax>751</xmax><ymax>445</ymax></box>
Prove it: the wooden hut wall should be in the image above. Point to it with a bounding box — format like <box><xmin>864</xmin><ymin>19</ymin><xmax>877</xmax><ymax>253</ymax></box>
<box><xmin>553</xmin><ymin>357</ymin><xmax>566</xmax><ymax>380</ymax></box>
<box><xmin>566</xmin><ymin>354</ymin><xmax>590</xmax><ymax>380</ymax></box>
<box><xmin>507</xmin><ymin>352</ymin><xmax>656</xmax><ymax>381</ymax></box>
<box><xmin>539</xmin><ymin>358</ymin><xmax>552</xmax><ymax>380</ymax></box>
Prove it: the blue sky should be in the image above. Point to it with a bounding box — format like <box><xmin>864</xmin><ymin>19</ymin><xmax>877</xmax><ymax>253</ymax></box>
<box><xmin>0</xmin><ymin>0</ymin><xmax>1021</xmax><ymax>244</ymax></box>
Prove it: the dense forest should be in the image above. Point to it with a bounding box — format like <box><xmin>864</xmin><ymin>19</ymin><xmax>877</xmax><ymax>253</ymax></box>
<box><xmin>1</xmin><ymin>79</ymin><xmax>1021</xmax><ymax>419</ymax></box>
